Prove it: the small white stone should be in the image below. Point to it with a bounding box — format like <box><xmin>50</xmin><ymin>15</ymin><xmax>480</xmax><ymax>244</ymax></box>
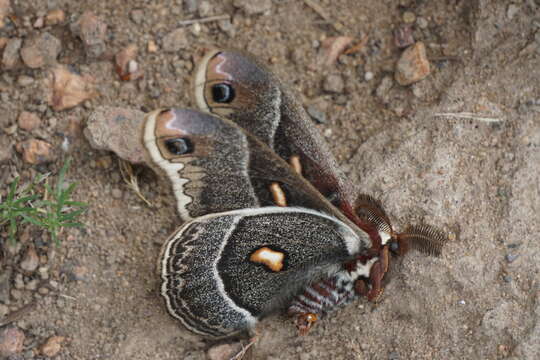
<box><xmin>364</xmin><ymin>71</ymin><xmax>374</xmax><ymax>81</ymax></box>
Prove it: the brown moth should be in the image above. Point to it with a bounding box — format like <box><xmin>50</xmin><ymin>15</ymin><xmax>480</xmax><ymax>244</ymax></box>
<box><xmin>145</xmin><ymin>108</ymin><xmax>447</xmax><ymax>339</ymax></box>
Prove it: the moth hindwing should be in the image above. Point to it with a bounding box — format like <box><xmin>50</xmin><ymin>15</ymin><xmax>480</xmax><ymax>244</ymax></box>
<box><xmin>159</xmin><ymin>207</ymin><xmax>368</xmax><ymax>338</ymax></box>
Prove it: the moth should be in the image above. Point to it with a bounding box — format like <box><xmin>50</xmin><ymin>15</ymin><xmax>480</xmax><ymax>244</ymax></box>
<box><xmin>143</xmin><ymin>50</ymin><xmax>447</xmax><ymax>340</ymax></box>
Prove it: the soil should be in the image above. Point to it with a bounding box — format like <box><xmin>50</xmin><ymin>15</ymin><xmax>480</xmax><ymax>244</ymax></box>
<box><xmin>1</xmin><ymin>0</ymin><xmax>539</xmax><ymax>359</ymax></box>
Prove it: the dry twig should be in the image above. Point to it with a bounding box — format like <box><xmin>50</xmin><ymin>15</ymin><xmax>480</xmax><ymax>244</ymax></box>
<box><xmin>118</xmin><ymin>159</ymin><xmax>153</xmax><ymax>207</ymax></box>
<box><xmin>178</xmin><ymin>14</ymin><xmax>230</xmax><ymax>26</ymax></box>
<box><xmin>433</xmin><ymin>112</ymin><xmax>503</xmax><ymax>123</ymax></box>
<box><xmin>304</xmin><ymin>0</ymin><xmax>344</xmax><ymax>32</ymax></box>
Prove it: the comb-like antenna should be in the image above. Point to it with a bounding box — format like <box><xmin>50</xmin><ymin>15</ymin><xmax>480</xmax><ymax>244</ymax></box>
<box><xmin>397</xmin><ymin>225</ymin><xmax>447</xmax><ymax>257</ymax></box>
<box><xmin>355</xmin><ymin>194</ymin><xmax>392</xmax><ymax>234</ymax></box>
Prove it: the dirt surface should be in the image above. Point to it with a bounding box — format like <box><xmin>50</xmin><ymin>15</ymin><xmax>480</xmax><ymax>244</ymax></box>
<box><xmin>1</xmin><ymin>0</ymin><xmax>539</xmax><ymax>359</ymax></box>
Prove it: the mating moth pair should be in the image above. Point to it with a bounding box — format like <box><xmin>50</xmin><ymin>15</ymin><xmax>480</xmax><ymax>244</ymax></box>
<box><xmin>141</xmin><ymin>50</ymin><xmax>446</xmax><ymax>339</ymax></box>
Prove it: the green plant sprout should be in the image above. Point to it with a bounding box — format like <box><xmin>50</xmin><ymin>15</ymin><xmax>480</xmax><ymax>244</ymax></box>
<box><xmin>0</xmin><ymin>176</ymin><xmax>40</xmax><ymax>244</ymax></box>
<box><xmin>0</xmin><ymin>158</ymin><xmax>87</xmax><ymax>246</ymax></box>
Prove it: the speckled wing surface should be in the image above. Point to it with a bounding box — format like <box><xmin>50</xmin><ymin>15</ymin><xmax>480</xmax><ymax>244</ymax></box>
<box><xmin>193</xmin><ymin>49</ymin><xmax>361</xmax><ymax>222</ymax></box>
<box><xmin>159</xmin><ymin>207</ymin><xmax>366</xmax><ymax>338</ymax></box>
<box><xmin>142</xmin><ymin>108</ymin><xmax>366</xmax><ymax>233</ymax></box>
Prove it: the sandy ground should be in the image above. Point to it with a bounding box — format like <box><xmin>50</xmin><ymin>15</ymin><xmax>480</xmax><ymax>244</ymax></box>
<box><xmin>0</xmin><ymin>0</ymin><xmax>539</xmax><ymax>359</ymax></box>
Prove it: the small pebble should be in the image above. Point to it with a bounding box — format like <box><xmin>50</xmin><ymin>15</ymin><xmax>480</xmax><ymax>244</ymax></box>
<box><xmin>402</xmin><ymin>11</ymin><xmax>416</xmax><ymax>24</ymax></box>
<box><xmin>198</xmin><ymin>1</ymin><xmax>212</xmax><ymax>17</ymax></box>
<box><xmin>364</xmin><ymin>71</ymin><xmax>374</xmax><ymax>81</ymax></box>
<box><xmin>147</xmin><ymin>40</ymin><xmax>158</xmax><ymax>53</ymax></box>
<box><xmin>0</xmin><ymin>326</ymin><xmax>25</xmax><ymax>357</ymax></box>
<box><xmin>218</xmin><ymin>19</ymin><xmax>235</xmax><ymax>36</ymax></box>
<box><xmin>33</xmin><ymin>16</ymin><xmax>44</xmax><ymax>28</ymax></box>
<box><xmin>20</xmin><ymin>32</ymin><xmax>62</xmax><ymax>69</ymax></box>
<box><xmin>190</xmin><ymin>23</ymin><xmax>201</xmax><ymax>36</ymax></box>
<box><xmin>95</xmin><ymin>155</ymin><xmax>113</xmax><ymax>169</ymax></box>
<box><xmin>10</xmin><ymin>289</ymin><xmax>22</xmax><ymax>300</ymax></box>
<box><xmin>0</xmin><ymin>0</ymin><xmax>12</xmax><ymax>28</ymax></box>
<box><xmin>505</xmin><ymin>254</ymin><xmax>519</xmax><ymax>263</ymax></box>
<box><xmin>129</xmin><ymin>9</ymin><xmax>144</xmax><ymax>25</ymax></box>
<box><xmin>38</xmin><ymin>266</ymin><xmax>49</xmax><ymax>280</ymax></box>
<box><xmin>184</xmin><ymin>0</ymin><xmax>198</xmax><ymax>13</ymax></box>
<box><xmin>395</xmin><ymin>42</ymin><xmax>431</xmax><ymax>85</ymax></box>
<box><xmin>376</xmin><ymin>76</ymin><xmax>394</xmax><ymax>103</ymax></box>
<box><xmin>416</xmin><ymin>17</ymin><xmax>428</xmax><ymax>29</ymax></box>
<box><xmin>0</xmin><ymin>304</ymin><xmax>8</xmax><ymax>318</ymax></box>
<box><xmin>323</xmin><ymin>74</ymin><xmax>345</xmax><ymax>93</ymax></box>
<box><xmin>20</xmin><ymin>246</ymin><xmax>39</xmax><ymax>272</ymax></box>
<box><xmin>458</xmin><ymin>300</ymin><xmax>466</xmax><ymax>305</ymax></box>
<box><xmin>16</xmin><ymin>139</ymin><xmax>56</xmax><ymax>165</ymax></box>
<box><xmin>506</xmin><ymin>4</ymin><xmax>520</xmax><ymax>20</ymax></box>
<box><xmin>17</xmin><ymin>75</ymin><xmax>34</xmax><ymax>87</ymax></box>
<box><xmin>306</xmin><ymin>105</ymin><xmax>327</xmax><ymax>124</ymax></box>
<box><xmin>412</xmin><ymin>85</ymin><xmax>424</xmax><ymax>98</ymax></box>
<box><xmin>38</xmin><ymin>287</ymin><xmax>49</xmax><ymax>295</ymax></box>
<box><xmin>111</xmin><ymin>188</ymin><xmax>123</xmax><ymax>199</ymax></box>
<box><xmin>394</xmin><ymin>25</ymin><xmax>415</xmax><ymax>49</ymax></box>
<box><xmin>14</xmin><ymin>274</ymin><xmax>24</xmax><ymax>290</ymax></box>
<box><xmin>162</xmin><ymin>28</ymin><xmax>188</xmax><ymax>52</ymax></box>
<box><xmin>319</xmin><ymin>36</ymin><xmax>353</xmax><ymax>67</ymax></box>
<box><xmin>45</xmin><ymin>9</ymin><xmax>66</xmax><ymax>25</ymax></box>
<box><xmin>70</xmin><ymin>11</ymin><xmax>107</xmax><ymax>58</ymax></box>
<box><xmin>46</xmin><ymin>65</ymin><xmax>97</xmax><ymax>111</ymax></box>
<box><xmin>115</xmin><ymin>44</ymin><xmax>143</xmax><ymax>81</ymax></box>
<box><xmin>2</xmin><ymin>38</ymin><xmax>22</xmax><ymax>69</ymax></box>
<box><xmin>388</xmin><ymin>351</ymin><xmax>400</xmax><ymax>360</ymax></box>
<box><xmin>0</xmin><ymin>270</ymin><xmax>11</xmax><ymax>303</ymax></box>
<box><xmin>323</xmin><ymin>128</ymin><xmax>332</xmax><ymax>137</ymax></box>
<box><xmin>40</xmin><ymin>336</ymin><xmax>65</xmax><ymax>357</ymax></box>
<box><xmin>17</xmin><ymin>111</ymin><xmax>41</xmax><ymax>131</ymax></box>
<box><xmin>70</xmin><ymin>265</ymin><xmax>88</xmax><ymax>281</ymax></box>
<box><xmin>503</xmin><ymin>275</ymin><xmax>512</xmax><ymax>283</ymax></box>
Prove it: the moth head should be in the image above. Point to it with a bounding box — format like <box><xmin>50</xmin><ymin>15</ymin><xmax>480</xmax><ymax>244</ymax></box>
<box><xmin>193</xmin><ymin>49</ymin><xmax>279</xmax><ymax>118</ymax></box>
<box><xmin>388</xmin><ymin>236</ymin><xmax>409</xmax><ymax>256</ymax></box>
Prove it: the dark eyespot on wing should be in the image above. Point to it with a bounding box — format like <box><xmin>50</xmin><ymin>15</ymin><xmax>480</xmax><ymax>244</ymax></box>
<box><xmin>212</xmin><ymin>83</ymin><xmax>235</xmax><ymax>103</ymax></box>
<box><xmin>165</xmin><ymin>138</ymin><xmax>194</xmax><ymax>155</ymax></box>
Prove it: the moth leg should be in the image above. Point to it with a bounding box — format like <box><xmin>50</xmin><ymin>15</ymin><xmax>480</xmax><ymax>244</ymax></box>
<box><xmin>355</xmin><ymin>278</ymin><xmax>369</xmax><ymax>297</ymax></box>
<box><xmin>380</xmin><ymin>245</ymin><xmax>390</xmax><ymax>274</ymax></box>
<box><xmin>294</xmin><ymin>313</ymin><xmax>318</xmax><ymax>336</ymax></box>
<box><xmin>289</xmin><ymin>155</ymin><xmax>302</xmax><ymax>175</ymax></box>
<box><xmin>269</xmin><ymin>182</ymin><xmax>287</xmax><ymax>206</ymax></box>
<box><xmin>366</xmin><ymin>260</ymin><xmax>384</xmax><ymax>302</ymax></box>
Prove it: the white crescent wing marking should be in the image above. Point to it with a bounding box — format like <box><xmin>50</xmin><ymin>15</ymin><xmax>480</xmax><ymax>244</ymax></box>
<box><xmin>143</xmin><ymin>110</ymin><xmax>193</xmax><ymax>221</ymax></box>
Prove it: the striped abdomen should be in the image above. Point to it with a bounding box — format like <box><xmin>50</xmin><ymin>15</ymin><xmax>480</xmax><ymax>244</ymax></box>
<box><xmin>288</xmin><ymin>255</ymin><xmax>378</xmax><ymax>334</ymax></box>
<box><xmin>288</xmin><ymin>277</ymin><xmax>357</xmax><ymax>318</ymax></box>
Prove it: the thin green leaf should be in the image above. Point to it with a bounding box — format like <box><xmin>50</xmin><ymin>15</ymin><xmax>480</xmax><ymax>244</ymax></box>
<box><xmin>63</xmin><ymin>201</ymin><xmax>87</xmax><ymax>207</ymax></box>
<box><xmin>8</xmin><ymin>177</ymin><xmax>19</xmax><ymax>199</ymax></box>
<box><xmin>21</xmin><ymin>214</ymin><xmax>45</xmax><ymax>226</ymax></box>
<box><xmin>13</xmin><ymin>195</ymin><xmax>39</xmax><ymax>204</ymax></box>
<box><xmin>61</xmin><ymin>222</ymin><xmax>84</xmax><ymax>228</ymax></box>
